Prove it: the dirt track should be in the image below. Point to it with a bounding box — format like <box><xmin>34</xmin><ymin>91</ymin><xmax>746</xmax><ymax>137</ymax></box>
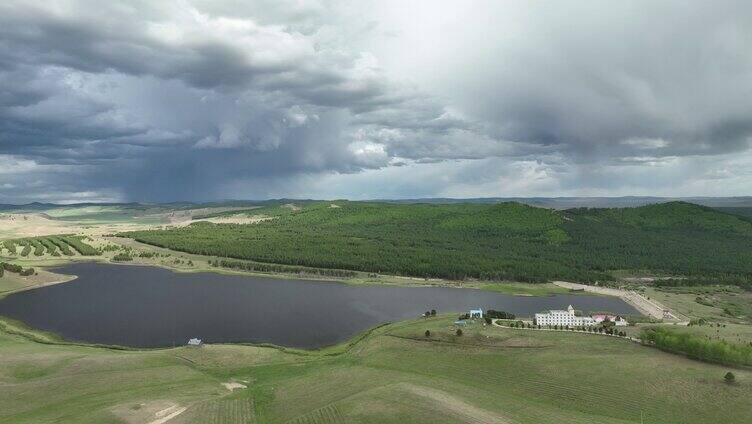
<box><xmin>552</xmin><ymin>281</ymin><xmax>680</xmax><ymax>321</ymax></box>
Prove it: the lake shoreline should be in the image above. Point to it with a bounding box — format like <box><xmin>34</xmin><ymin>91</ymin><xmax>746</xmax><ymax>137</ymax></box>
<box><xmin>1</xmin><ymin>250</ymin><xmax>588</xmax><ymax>296</ymax></box>
<box><xmin>0</xmin><ymin>262</ymin><xmax>638</xmax><ymax>349</ymax></box>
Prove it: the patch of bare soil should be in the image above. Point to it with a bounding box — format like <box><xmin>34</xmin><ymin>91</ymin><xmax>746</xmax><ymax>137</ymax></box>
<box><xmin>111</xmin><ymin>400</ymin><xmax>186</xmax><ymax>424</ymax></box>
<box><xmin>397</xmin><ymin>383</ymin><xmax>508</xmax><ymax>423</ymax></box>
<box><xmin>0</xmin><ymin>268</ymin><xmax>77</xmax><ymax>295</ymax></box>
<box><xmin>0</xmin><ymin>213</ymin><xmax>75</xmax><ymax>239</ymax></box>
<box><xmin>282</xmin><ymin>203</ymin><xmax>301</xmax><ymax>211</ymax></box>
<box><xmin>192</xmin><ymin>215</ymin><xmax>273</xmax><ymax>225</ymax></box>
<box><xmin>221</xmin><ymin>381</ymin><xmax>247</xmax><ymax>391</ymax></box>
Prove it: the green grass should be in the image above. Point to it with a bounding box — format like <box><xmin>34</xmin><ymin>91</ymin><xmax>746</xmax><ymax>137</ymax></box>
<box><xmin>0</xmin><ymin>315</ymin><xmax>750</xmax><ymax>423</ymax></box>
<box><xmin>41</xmin><ymin>205</ymin><xmax>167</xmax><ymax>224</ymax></box>
<box><xmin>644</xmin><ymin>287</ymin><xmax>752</xmax><ymax>324</ymax></box>
<box><xmin>0</xmin><ymin>273</ymin><xmax>33</xmax><ymax>294</ymax></box>
<box><xmin>679</xmin><ymin>323</ymin><xmax>752</xmax><ymax>345</ymax></box>
<box><xmin>122</xmin><ymin>201</ymin><xmax>752</xmax><ymax>286</ymax></box>
<box><xmin>641</xmin><ymin>326</ymin><xmax>752</xmax><ymax>366</ymax></box>
<box><xmin>480</xmin><ymin>282</ymin><xmax>575</xmax><ymax>296</ymax></box>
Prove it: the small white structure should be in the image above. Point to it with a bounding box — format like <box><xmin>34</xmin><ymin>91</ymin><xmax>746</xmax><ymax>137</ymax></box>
<box><xmin>469</xmin><ymin>309</ymin><xmax>483</xmax><ymax>318</ymax></box>
<box><xmin>187</xmin><ymin>338</ymin><xmax>203</xmax><ymax>347</ymax></box>
<box><xmin>534</xmin><ymin>305</ymin><xmax>596</xmax><ymax>327</ymax></box>
<box><xmin>592</xmin><ymin>314</ymin><xmax>628</xmax><ymax>326</ymax></box>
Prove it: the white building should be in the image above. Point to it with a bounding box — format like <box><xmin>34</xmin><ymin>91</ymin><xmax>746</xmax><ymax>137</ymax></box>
<box><xmin>592</xmin><ymin>314</ymin><xmax>628</xmax><ymax>326</ymax></box>
<box><xmin>534</xmin><ymin>305</ymin><xmax>596</xmax><ymax>327</ymax></box>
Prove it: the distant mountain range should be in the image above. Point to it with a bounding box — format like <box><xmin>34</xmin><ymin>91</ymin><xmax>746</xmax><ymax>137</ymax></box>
<box><xmin>2</xmin><ymin>196</ymin><xmax>752</xmax><ymax>211</ymax></box>
<box><xmin>375</xmin><ymin>196</ymin><xmax>752</xmax><ymax>209</ymax></box>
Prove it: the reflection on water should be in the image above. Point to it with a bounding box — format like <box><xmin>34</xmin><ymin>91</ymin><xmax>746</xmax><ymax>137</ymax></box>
<box><xmin>0</xmin><ymin>262</ymin><xmax>637</xmax><ymax>348</ymax></box>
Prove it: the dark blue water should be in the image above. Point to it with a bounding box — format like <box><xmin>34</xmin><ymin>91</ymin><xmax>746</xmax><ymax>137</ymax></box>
<box><xmin>0</xmin><ymin>262</ymin><xmax>637</xmax><ymax>348</ymax></box>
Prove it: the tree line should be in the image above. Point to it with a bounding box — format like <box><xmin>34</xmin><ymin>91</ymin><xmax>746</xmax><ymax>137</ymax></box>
<box><xmin>1</xmin><ymin>235</ymin><xmax>100</xmax><ymax>257</ymax></box>
<box><xmin>211</xmin><ymin>258</ymin><xmax>358</xmax><ymax>278</ymax></box>
<box><xmin>641</xmin><ymin>327</ymin><xmax>752</xmax><ymax>367</ymax></box>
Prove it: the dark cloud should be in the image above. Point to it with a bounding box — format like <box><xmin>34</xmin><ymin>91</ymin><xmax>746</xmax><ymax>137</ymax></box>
<box><xmin>0</xmin><ymin>1</ymin><xmax>751</xmax><ymax>203</ymax></box>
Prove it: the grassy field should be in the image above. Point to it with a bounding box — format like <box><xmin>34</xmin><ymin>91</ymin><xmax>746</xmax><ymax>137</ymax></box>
<box><xmin>644</xmin><ymin>286</ymin><xmax>752</xmax><ymax>324</ymax></box>
<box><xmin>2</xmin><ymin>201</ymin><xmax>752</xmax><ymax>422</ymax></box>
<box><xmin>480</xmin><ymin>282</ymin><xmax>576</xmax><ymax>296</ymax></box>
<box><xmin>0</xmin><ymin>315</ymin><xmax>750</xmax><ymax>423</ymax></box>
<box><xmin>0</xmin><ymin>268</ymin><xmax>76</xmax><ymax>296</ymax></box>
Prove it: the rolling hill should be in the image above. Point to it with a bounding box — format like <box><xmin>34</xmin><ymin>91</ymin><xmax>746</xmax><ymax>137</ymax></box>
<box><xmin>121</xmin><ymin>201</ymin><xmax>752</xmax><ymax>287</ymax></box>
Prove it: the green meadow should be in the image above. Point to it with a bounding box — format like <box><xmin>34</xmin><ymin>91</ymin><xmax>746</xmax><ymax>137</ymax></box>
<box><xmin>1</xmin><ymin>316</ymin><xmax>750</xmax><ymax>423</ymax></box>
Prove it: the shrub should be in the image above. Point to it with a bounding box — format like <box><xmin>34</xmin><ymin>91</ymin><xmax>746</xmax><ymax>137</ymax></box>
<box><xmin>112</xmin><ymin>253</ymin><xmax>133</xmax><ymax>262</ymax></box>
<box><xmin>1</xmin><ymin>262</ymin><xmax>31</xmax><ymax>275</ymax></box>
<box><xmin>455</xmin><ymin>328</ymin><xmax>463</xmax><ymax>336</ymax></box>
<box><xmin>62</xmin><ymin>236</ymin><xmax>100</xmax><ymax>256</ymax></box>
<box><xmin>48</xmin><ymin>237</ymin><xmax>73</xmax><ymax>256</ymax></box>
<box><xmin>485</xmin><ymin>310</ymin><xmax>515</xmax><ymax>319</ymax></box>
<box><xmin>29</xmin><ymin>239</ymin><xmax>45</xmax><ymax>256</ymax></box>
<box><xmin>39</xmin><ymin>238</ymin><xmax>61</xmax><ymax>256</ymax></box>
<box><xmin>214</xmin><ymin>258</ymin><xmax>357</xmax><ymax>278</ymax></box>
<box><xmin>3</xmin><ymin>240</ymin><xmax>17</xmax><ymax>255</ymax></box>
<box><xmin>425</xmin><ymin>330</ymin><xmax>431</xmax><ymax>338</ymax></box>
<box><xmin>724</xmin><ymin>371</ymin><xmax>735</xmax><ymax>384</ymax></box>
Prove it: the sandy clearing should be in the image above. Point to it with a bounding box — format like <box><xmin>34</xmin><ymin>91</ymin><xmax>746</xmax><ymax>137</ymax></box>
<box><xmin>164</xmin><ymin>207</ymin><xmax>258</xmax><ymax>224</ymax></box>
<box><xmin>222</xmin><ymin>381</ymin><xmax>247</xmax><ymax>391</ymax></box>
<box><xmin>282</xmin><ymin>203</ymin><xmax>301</xmax><ymax>211</ymax></box>
<box><xmin>0</xmin><ymin>213</ymin><xmax>173</xmax><ymax>240</ymax></box>
<box><xmin>148</xmin><ymin>406</ymin><xmax>187</xmax><ymax>424</ymax></box>
<box><xmin>0</xmin><ymin>213</ymin><xmax>75</xmax><ymax>239</ymax></box>
<box><xmin>398</xmin><ymin>383</ymin><xmax>508</xmax><ymax>423</ymax></box>
<box><xmin>111</xmin><ymin>400</ymin><xmax>187</xmax><ymax>424</ymax></box>
<box><xmin>191</xmin><ymin>215</ymin><xmax>272</xmax><ymax>225</ymax></box>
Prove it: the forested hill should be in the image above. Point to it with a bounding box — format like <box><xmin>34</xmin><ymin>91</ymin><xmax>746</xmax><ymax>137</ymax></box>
<box><xmin>121</xmin><ymin>201</ymin><xmax>752</xmax><ymax>287</ymax></box>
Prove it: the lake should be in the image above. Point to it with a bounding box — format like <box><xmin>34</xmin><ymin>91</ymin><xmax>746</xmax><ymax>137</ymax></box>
<box><xmin>0</xmin><ymin>262</ymin><xmax>638</xmax><ymax>348</ymax></box>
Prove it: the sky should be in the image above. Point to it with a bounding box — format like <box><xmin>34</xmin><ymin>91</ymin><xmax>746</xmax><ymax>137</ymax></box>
<box><xmin>1</xmin><ymin>0</ymin><xmax>751</xmax><ymax>203</ymax></box>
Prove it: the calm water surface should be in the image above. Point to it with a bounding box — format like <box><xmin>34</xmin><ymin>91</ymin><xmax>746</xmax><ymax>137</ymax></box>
<box><xmin>0</xmin><ymin>262</ymin><xmax>637</xmax><ymax>348</ymax></box>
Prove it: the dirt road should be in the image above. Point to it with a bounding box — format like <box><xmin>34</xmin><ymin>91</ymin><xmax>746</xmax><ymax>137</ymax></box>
<box><xmin>552</xmin><ymin>281</ymin><xmax>679</xmax><ymax>321</ymax></box>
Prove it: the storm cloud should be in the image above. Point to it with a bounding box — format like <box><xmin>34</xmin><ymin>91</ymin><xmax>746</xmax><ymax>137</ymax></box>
<box><xmin>1</xmin><ymin>1</ymin><xmax>751</xmax><ymax>202</ymax></box>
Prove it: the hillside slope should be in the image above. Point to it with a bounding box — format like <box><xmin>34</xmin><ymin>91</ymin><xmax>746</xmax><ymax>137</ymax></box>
<box><xmin>121</xmin><ymin>201</ymin><xmax>752</xmax><ymax>286</ymax></box>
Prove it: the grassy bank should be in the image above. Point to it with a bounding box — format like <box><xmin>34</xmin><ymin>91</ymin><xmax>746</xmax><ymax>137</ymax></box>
<box><xmin>0</xmin><ymin>315</ymin><xmax>750</xmax><ymax>423</ymax></box>
<box><xmin>3</xmin><ymin>235</ymin><xmax>588</xmax><ymax>296</ymax></box>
